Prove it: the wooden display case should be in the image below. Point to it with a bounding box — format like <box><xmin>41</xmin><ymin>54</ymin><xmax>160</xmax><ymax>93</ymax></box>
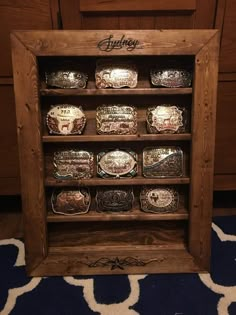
<box><xmin>11</xmin><ymin>30</ymin><xmax>219</xmax><ymax>276</ymax></box>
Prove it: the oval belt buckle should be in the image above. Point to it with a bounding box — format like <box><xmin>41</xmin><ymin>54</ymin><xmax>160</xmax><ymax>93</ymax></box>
<box><xmin>97</xmin><ymin>149</ymin><xmax>138</xmax><ymax>178</ymax></box>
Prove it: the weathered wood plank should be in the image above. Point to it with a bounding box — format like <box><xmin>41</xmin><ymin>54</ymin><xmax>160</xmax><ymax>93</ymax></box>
<box><xmin>80</xmin><ymin>0</ymin><xmax>196</xmax><ymax>12</ymax></box>
<box><xmin>189</xmin><ymin>31</ymin><xmax>219</xmax><ymax>270</ymax></box>
<box><xmin>13</xmin><ymin>29</ymin><xmax>218</xmax><ymax>56</ymax></box>
<box><xmin>11</xmin><ymin>33</ymin><xmax>48</xmax><ymax>272</ymax></box>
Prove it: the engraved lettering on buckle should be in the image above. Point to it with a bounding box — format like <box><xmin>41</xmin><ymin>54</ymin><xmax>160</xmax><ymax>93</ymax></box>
<box><xmin>140</xmin><ymin>186</ymin><xmax>179</xmax><ymax>213</ymax></box>
<box><xmin>95</xmin><ymin>59</ymin><xmax>138</xmax><ymax>89</ymax></box>
<box><xmin>96</xmin><ymin>105</ymin><xmax>137</xmax><ymax>135</ymax></box>
<box><xmin>46</xmin><ymin>104</ymin><xmax>86</xmax><ymax>135</ymax></box>
<box><xmin>53</xmin><ymin>150</ymin><xmax>94</xmax><ymax>179</ymax></box>
<box><xmin>143</xmin><ymin>147</ymin><xmax>183</xmax><ymax>178</ymax></box>
<box><xmin>97</xmin><ymin>149</ymin><xmax>137</xmax><ymax>178</ymax></box>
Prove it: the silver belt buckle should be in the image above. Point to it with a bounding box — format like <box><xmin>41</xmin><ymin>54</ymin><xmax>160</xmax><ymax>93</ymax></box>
<box><xmin>96</xmin><ymin>105</ymin><xmax>137</xmax><ymax>135</ymax></box>
<box><xmin>150</xmin><ymin>68</ymin><xmax>192</xmax><ymax>88</ymax></box>
<box><xmin>96</xmin><ymin>187</ymin><xmax>134</xmax><ymax>212</ymax></box>
<box><xmin>147</xmin><ymin>105</ymin><xmax>185</xmax><ymax>134</ymax></box>
<box><xmin>51</xmin><ymin>188</ymin><xmax>91</xmax><ymax>215</ymax></box>
<box><xmin>45</xmin><ymin>70</ymin><xmax>88</xmax><ymax>89</ymax></box>
<box><xmin>46</xmin><ymin>104</ymin><xmax>86</xmax><ymax>135</ymax></box>
<box><xmin>143</xmin><ymin>146</ymin><xmax>183</xmax><ymax>178</ymax></box>
<box><xmin>53</xmin><ymin>150</ymin><xmax>94</xmax><ymax>179</ymax></box>
<box><xmin>95</xmin><ymin>59</ymin><xmax>138</xmax><ymax>89</ymax></box>
<box><xmin>97</xmin><ymin>149</ymin><xmax>138</xmax><ymax>178</ymax></box>
<box><xmin>140</xmin><ymin>186</ymin><xmax>179</xmax><ymax>213</ymax></box>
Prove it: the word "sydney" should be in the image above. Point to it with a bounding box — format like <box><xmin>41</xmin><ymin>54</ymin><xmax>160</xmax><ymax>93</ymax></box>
<box><xmin>97</xmin><ymin>35</ymin><xmax>141</xmax><ymax>52</ymax></box>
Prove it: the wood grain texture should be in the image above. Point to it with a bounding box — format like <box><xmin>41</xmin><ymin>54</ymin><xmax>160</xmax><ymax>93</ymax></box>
<box><xmin>189</xmin><ymin>32</ymin><xmax>219</xmax><ymax>270</ymax></box>
<box><xmin>40</xmin><ymin>87</ymin><xmax>193</xmax><ymax>96</ymax></box>
<box><xmin>0</xmin><ymin>86</ymin><xmax>19</xmax><ymax>179</ymax></box>
<box><xmin>42</xmin><ymin>134</ymin><xmax>192</xmax><ymax>143</ymax></box>
<box><xmin>0</xmin><ymin>0</ymin><xmax>52</xmax><ymax>76</ymax></box>
<box><xmin>215</xmin><ymin>81</ymin><xmax>236</xmax><ymax>174</ymax></box>
<box><xmin>48</xmin><ymin>221</ymin><xmax>186</xmax><ymax>247</ymax></box>
<box><xmin>49</xmin><ymin>0</ymin><xmax>61</xmax><ymax>29</ymax></box>
<box><xmin>218</xmin><ymin>0</ymin><xmax>236</xmax><ymax>72</ymax></box>
<box><xmin>11</xmin><ymin>30</ymin><xmax>219</xmax><ymax>275</ymax></box>
<box><xmin>214</xmin><ymin>175</ymin><xmax>236</xmax><ymax>191</ymax></box>
<box><xmin>11</xmin><ymin>33</ymin><xmax>48</xmax><ymax>273</ymax></box>
<box><xmin>0</xmin><ymin>178</ymin><xmax>20</xmax><ymax>195</ymax></box>
<box><xmin>60</xmin><ymin>0</ymin><xmax>82</xmax><ymax>29</ymax></box>
<box><xmin>79</xmin><ymin>0</ymin><xmax>196</xmax><ymax>12</ymax></box>
<box><xmin>47</xmin><ymin>209</ymin><xmax>189</xmax><ymax>222</ymax></box>
<box><xmin>194</xmin><ymin>0</ymin><xmax>217</xmax><ymax>28</ymax></box>
<box><xmin>30</xmin><ymin>249</ymin><xmax>203</xmax><ymax>276</ymax></box>
<box><xmin>12</xmin><ymin>30</ymin><xmax>218</xmax><ymax>56</ymax></box>
<box><xmin>214</xmin><ymin>0</ymin><xmax>227</xmax><ymax>42</ymax></box>
<box><xmin>0</xmin><ymin>210</ymin><xmax>23</xmax><ymax>239</ymax></box>
<box><xmin>45</xmin><ymin>177</ymin><xmax>191</xmax><ymax>187</ymax></box>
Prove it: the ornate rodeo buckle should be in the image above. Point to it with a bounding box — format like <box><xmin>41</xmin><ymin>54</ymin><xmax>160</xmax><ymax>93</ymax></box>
<box><xmin>96</xmin><ymin>187</ymin><xmax>134</xmax><ymax>212</ymax></box>
<box><xmin>97</xmin><ymin>149</ymin><xmax>138</xmax><ymax>178</ymax></box>
<box><xmin>46</xmin><ymin>104</ymin><xmax>86</xmax><ymax>135</ymax></box>
<box><xmin>51</xmin><ymin>188</ymin><xmax>91</xmax><ymax>215</ymax></box>
<box><xmin>150</xmin><ymin>68</ymin><xmax>192</xmax><ymax>88</ymax></box>
<box><xmin>53</xmin><ymin>150</ymin><xmax>94</xmax><ymax>179</ymax></box>
<box><xmin>96</xmin><ymin>105</ymin><xmax>137</xmax><ymax>135</ymax></box>
<box><xmin>45</xmin><ymin>70</ymin><xmax>88</xmax><ymax>89</ymax></box>
<box><xmin>146</xmin><ymin>105</ymin><xmax>186</xmax><ymax>134</ymax></box>
<box><xmin>142</xmin><ymin>146</ymin><xmax>183</xmax><ymax>178</ymax></box>
<box><xmin>95</xmin><ymin>59</ymin><xmax>138</xmax><ymax>89</ymax></box>
<box><xmin>140</xmin><ymin>186</ymin><xmax>179</xmax><ymax>213</ymax></box>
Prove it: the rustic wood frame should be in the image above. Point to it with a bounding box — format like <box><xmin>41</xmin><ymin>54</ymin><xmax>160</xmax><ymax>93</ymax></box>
<box><xmin>11</xmin><ymin>30</ymin><xmax>219</xmax><ymax>276</ymax></box>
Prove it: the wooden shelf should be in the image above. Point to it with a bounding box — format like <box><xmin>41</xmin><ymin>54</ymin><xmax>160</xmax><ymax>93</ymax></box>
<box><xmin>42</xmin><ymin>133</ymin><xmax>192</xmax><ymax>143</ymax></box>
<box><xmin>47</xmin><ymin>208</ymin><xmax>189</xmax><ymax>222</ymax></box>
<box><xmin>40</xmin><ymin>87</ymin><xmax>193</xmax><ymax>96</ymax></box>
<box><xmin>48</xmin><ymin>220</ymin><xmax>187</xmax><ymax>248</ymax></box>
<box><xmin>45</xmin><ymin>176</ymin><xmax>190</xmax><ymax>187</ymax></box>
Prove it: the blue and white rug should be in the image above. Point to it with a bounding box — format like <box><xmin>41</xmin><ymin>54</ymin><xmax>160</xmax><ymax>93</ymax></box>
<box><xmin>0</xmin><ymin>216</ymin><xmax>236</xmax><ymax>315</ymax></box>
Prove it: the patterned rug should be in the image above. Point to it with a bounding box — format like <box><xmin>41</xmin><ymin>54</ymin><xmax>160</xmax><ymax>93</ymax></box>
<box><xmin>0</xmin><ymin>216</ymin><xmax>236</xmax><ymax>315</ymax></box>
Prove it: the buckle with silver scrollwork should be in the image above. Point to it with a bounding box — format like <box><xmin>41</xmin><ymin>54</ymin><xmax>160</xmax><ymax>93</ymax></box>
<box><xmin>45</xmin><ymin>70</ymin><xmax>88</xmax><ymax>89</ymax></box>
<box><xmin>143</xmin><ymin>146</ymin><xmax>183</xmax><ymax>178</ymax></box>
<box><xmin>96</xmin><ymin>105</ymin><xmax>137</xmax><ymax>135</ymax></box>
<box><xmin>95</xmin><ymin>59</ymin><xmax>138</xmax><ymax>89</ymax></box>
<box><xmin>140</xmin><ymin>186</ymin><xmax>179</xmax><ymax>213</ymax></box>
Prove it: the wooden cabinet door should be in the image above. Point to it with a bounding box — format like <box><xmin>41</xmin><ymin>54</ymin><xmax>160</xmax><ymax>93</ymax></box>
<box><xmin>0</xmin><ymin>0</ymin><xmax>57</xmax><ymax>194</ymax></box>
<box><xmin>60</xmin><ymin>0</ymin><xmax>217</xmax><ymax>30</ymax></box>
<box><xmin>214</xmin><ymin>0</ymin><xmax>236</xmax><ymax>190</ymax></box>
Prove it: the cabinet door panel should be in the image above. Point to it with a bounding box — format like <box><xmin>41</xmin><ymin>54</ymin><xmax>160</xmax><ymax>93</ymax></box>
<box><xmin>215</xmin><ymin>81</ymin><xmax>236</xmax><ymax>174</ymax></box>
<box><xmin>60</xmin><ymin>0</ymin><xmax>216</xmax><ymax>30</ymax></box>
<box><xmin>0</xmin><ymin>0</ymin><xmax>52</xmax><ymax>76</ymax></box>
<box><xmin>219</xmin><ymin>0</ymin><xmax>236</xmax><ymax>73</ymax></box>
<box><xmin>0</xmin><ymin>86</ymin><xmax>19</xmax><ymax>179</ymax></box>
